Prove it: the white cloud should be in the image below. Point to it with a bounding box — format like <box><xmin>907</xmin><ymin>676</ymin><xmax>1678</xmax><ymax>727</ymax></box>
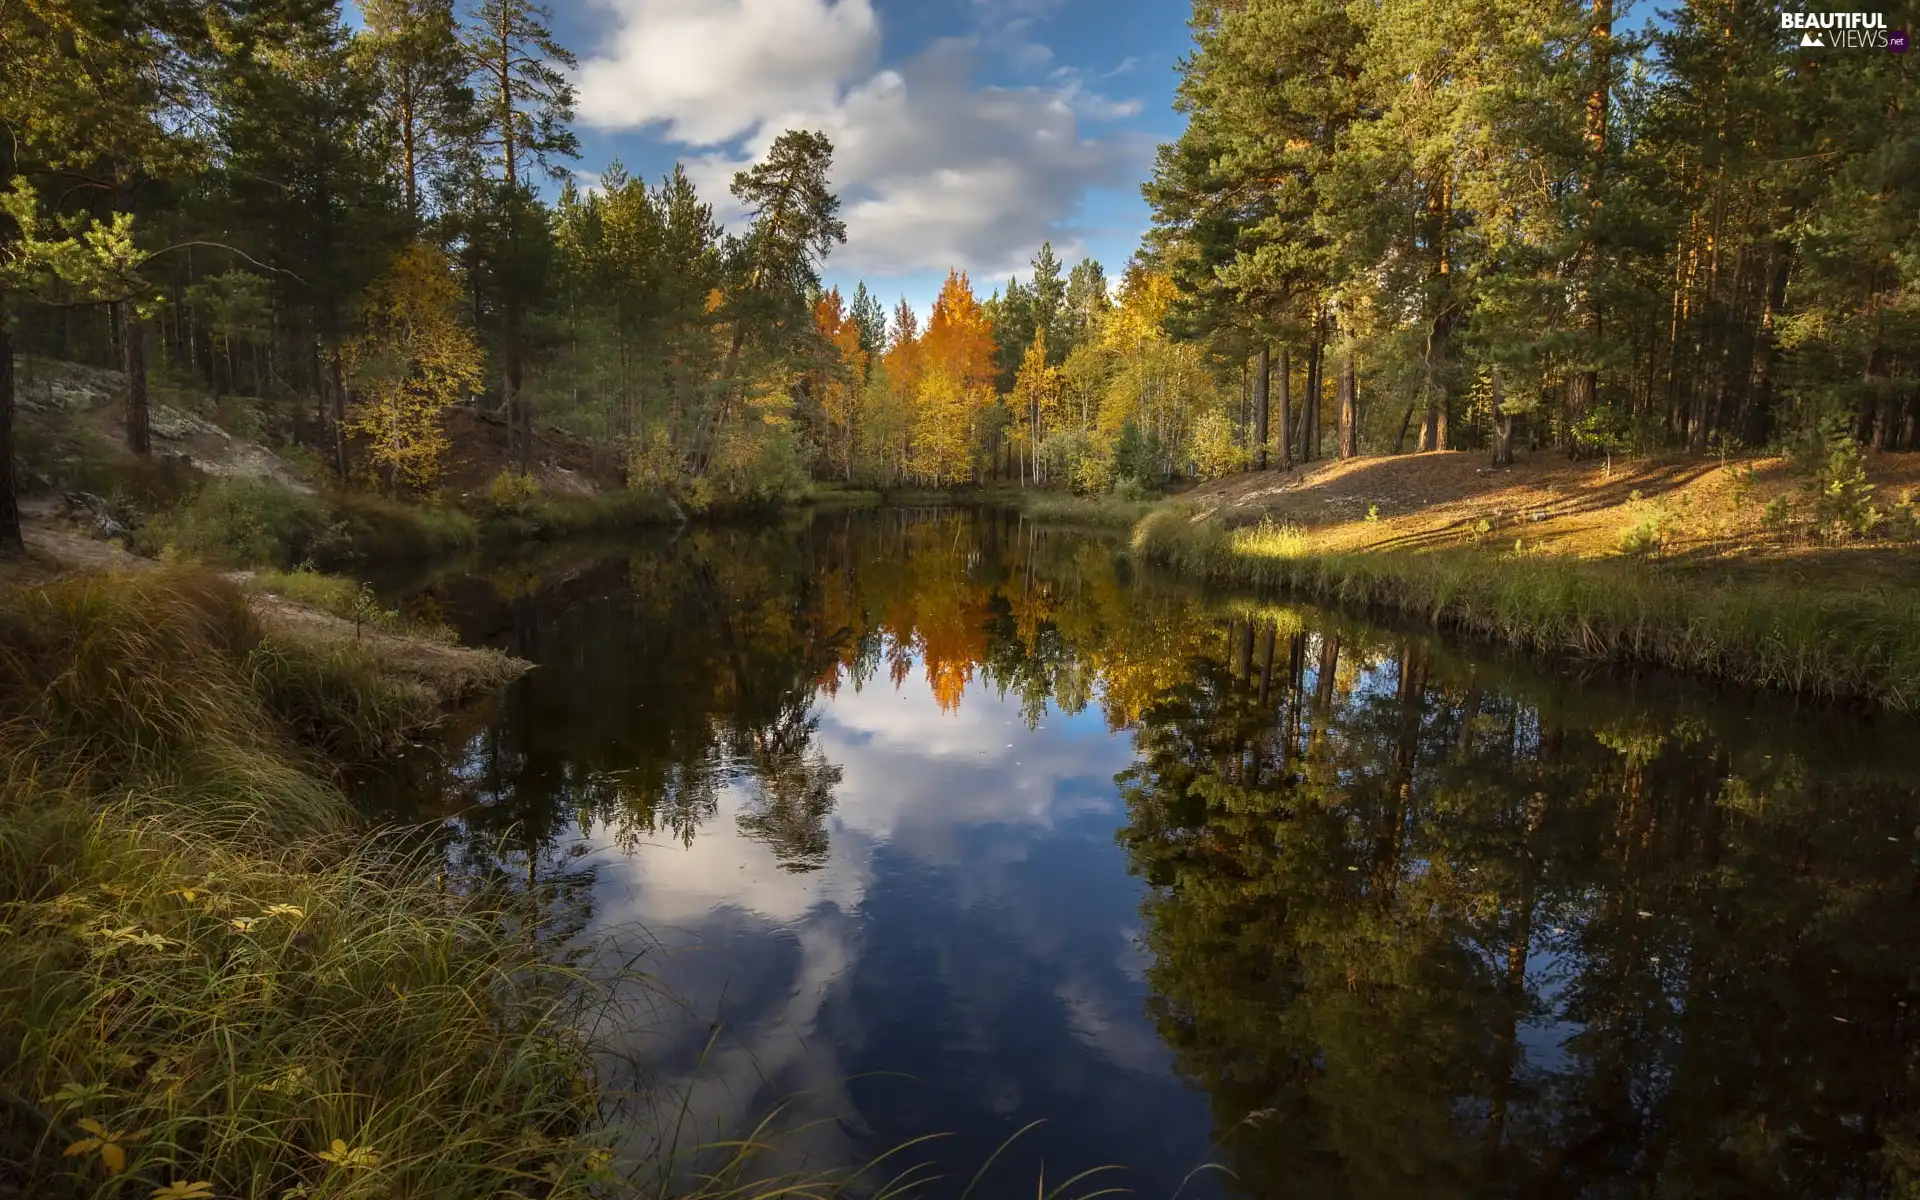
<box><xmin>575</xmin><ymin>0</ymin><xmax>881</xmax><ymax>145</ymax></box>
<box><xmin>573</xmin><ymin>2</ymin><xmax>1152</xmax><ymax>281</ymax></box>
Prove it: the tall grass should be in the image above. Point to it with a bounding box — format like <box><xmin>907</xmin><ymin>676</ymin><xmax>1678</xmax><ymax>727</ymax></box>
<box><xmin>0</xmin><ymin>570</ymin><xmax>609</xmax><ymax>1198</ymax></box>
<box><xmin>480</xmin><ymin>488</ymin><xmax>683</xmax><ymax>545</ymax></box>
<box><xmin>138</xmin><ymin>478</ymin><xmax>481</xmax><ymax>570</ymax></box>
<box><xmin>1133</xmin><ymin>507</ymin><xmax>1920</xmax><ymax>710</ymax></box>
<box><xmin>1017</xmin><ymin>491</ymin><xmax>1160</xmax><ymax>528</ymax></box>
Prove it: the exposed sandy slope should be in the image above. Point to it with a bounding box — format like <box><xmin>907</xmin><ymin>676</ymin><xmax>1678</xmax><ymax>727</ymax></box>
<box><xmin>1176</xmin><ymin>448</ymin><xmax>1920</xmax><ymax>581</ymax></box>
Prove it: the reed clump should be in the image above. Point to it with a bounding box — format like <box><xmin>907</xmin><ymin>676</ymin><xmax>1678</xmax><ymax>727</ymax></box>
<box><xmin>1132</xmin><ymin>507</ymin><xmax>1920</xmax><ymax>710</ymax></box>
<box><xmin>0</xmin><ymin>569</ymin><xmax>610</xmax><ymax>1198</ymax></box>
<box><xmin>1016</xmin><ymin>491</ymin><xmax>1160</xmax><ymax>528</ymax></box>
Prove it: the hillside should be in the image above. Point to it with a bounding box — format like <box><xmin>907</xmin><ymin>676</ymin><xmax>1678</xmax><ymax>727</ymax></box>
<box><xmin>1174</xmin><ymin>448</ymin><xmax>1920</xmax><ymax>585</ymax></box>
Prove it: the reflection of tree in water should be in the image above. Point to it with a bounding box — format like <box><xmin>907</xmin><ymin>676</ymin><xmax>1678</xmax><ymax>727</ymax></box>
<box><xmin>1118</xmin><ymin>616</ymin><xmax>1920</xmax><ymax>1199</ymax></box>
<box><xmin>385</xmin><ymin>511</ymin><xmax>1920</xmax><ymax>1194</ymax></box>
<box><xmin>730</xmin><ymin>692</ymin><xmax>844</xmax><ymax>872</ymax></box>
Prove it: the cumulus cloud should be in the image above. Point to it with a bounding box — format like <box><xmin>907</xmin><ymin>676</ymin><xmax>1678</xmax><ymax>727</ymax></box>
<box><xmin>575</xmin><ymin>0</ymin><xmax>882</xmax><ymax>145</ymax></box>
<box><xmin>573</xmin><ymin>0</ymin><xmax>1152</xmax><ymax>280</ymax></box>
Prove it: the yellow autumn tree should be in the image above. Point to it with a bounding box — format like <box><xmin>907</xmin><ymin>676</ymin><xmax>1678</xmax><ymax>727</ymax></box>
<box><xmin>911</xmin><ymin>367</ymin><xmax>974</xmax><ymax>485</ymax></box>
<box><xmin>913</xmin><ymin>270</ymin><xmax>995</xmax><ymax>482</ymax></box>
<box><xmin>810</xmin><ymin>288</ymin><xmax>866</xmax><ymax>481</ymax></box>
<box><xmin>346</xmin><ymin>243</ymin><xmax>483</xmax><ymax>492</ymax></box>
<box><xmin>1009</xmin><ymin>330</ymin><xmax>1062</xmax><ymax>485</ymax></box>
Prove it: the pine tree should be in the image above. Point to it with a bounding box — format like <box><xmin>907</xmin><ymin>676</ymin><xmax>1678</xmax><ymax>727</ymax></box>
<box><xmin>357</xmin><ymin>0</ymin><xmax>472</xmax><ymax>228</ymax></box>
<box><xmin>460</xmin><ymin>0</ymin><xmax>578</xmax><ymax>471</ymax></box>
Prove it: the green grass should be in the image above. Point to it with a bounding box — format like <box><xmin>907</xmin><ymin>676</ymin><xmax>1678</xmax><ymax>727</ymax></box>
<box><xmin>480</xmin><ymin>488</ymin><xmax>683</xmax><ymax>545</ymax></box>
<box><xmin>1015</xmin><ymin>491</ymin><xmax>1159</xmax><ymax>528</ymax></box>
<box><xmin>0</xmin><ymin>569</ymin><xmax>608</xmax><ymax>1199</ymax></box>
<box><xmin>803</xmin><ymin>483</ymin><xmax>885</xmax><ymax>509</ymax></box>
<box><xmin>1133</xmin><ymin>506</ymin><xmax>1920</xmax><ymax>710</ymax></box>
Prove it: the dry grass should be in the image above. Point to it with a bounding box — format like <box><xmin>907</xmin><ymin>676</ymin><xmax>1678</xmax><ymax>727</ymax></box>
<box><xmin>1135</xmin><ymin>450</ymin><xmax>1920</xmax><ymax>710</ymax></box>
<box><xmin>1179</xmin><ymin>449</ymin><xmax>1920</xmax><ymax>586</ymax></box>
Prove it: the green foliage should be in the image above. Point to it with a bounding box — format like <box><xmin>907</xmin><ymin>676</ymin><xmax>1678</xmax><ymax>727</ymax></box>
<box><xmin>486</xmin><ymin>468</ymin><xmax>544</xmax><ymax>514</ymax></box>
<box><xmin>139</xmin><ymin>480</ymin><xmax>481</xmax><ymax>570</ymax></box>
<box><xmin>1808</xmin><ymin>438</ymin><xmax>1883</xmax><ymax>541</ymax></box>
<box><xmin>1617</xmin><ymin>490</ymin><xmax>1677</xmax><ymax>558</ymax></box>
<box><xmin>139</xmin><ymin>478</ymin><xmax>331</xmax><ymax>569</ymax></box>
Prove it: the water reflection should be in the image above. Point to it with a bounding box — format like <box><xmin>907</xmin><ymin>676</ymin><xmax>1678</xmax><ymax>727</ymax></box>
<box><xmin>380</xmin><ymin>510</ymin><xmax>1920</xmax><ymax>1198</ymax></box>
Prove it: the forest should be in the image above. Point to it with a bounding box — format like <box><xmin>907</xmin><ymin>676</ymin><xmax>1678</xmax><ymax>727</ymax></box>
<box><xmin>5</xmin><ymin>0</ymin><xmax>1911</xmax><ymax>559</ymax></box>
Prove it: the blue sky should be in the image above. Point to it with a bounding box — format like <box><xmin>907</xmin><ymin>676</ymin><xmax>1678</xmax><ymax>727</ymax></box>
<box><xmin>549</xmin><ymin>0</ymin><xmax>1192</xmax><ymax>318</ymax></box>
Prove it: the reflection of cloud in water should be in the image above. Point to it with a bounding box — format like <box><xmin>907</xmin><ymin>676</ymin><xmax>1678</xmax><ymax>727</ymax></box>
<box><xmin>1055</xmin><ymin>975</ymin><xmax>1175</xmax><ymax>1076</ymax></box>
<box><xmin>586</xmin><ymin>660</ymin><xmax>1146</xmax><ymax>1176</ymax></box>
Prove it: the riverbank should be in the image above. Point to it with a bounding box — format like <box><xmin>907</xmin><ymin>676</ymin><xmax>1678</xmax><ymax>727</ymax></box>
<box><xmin>1131</xmin><ymin>451</ymin><xmax>1920</xmax><ymax>710</ymax></box>
<box><xmin>0</xmin><ymin>563</ymin><xmax>628</xmax><ymax>1197</ymax></box>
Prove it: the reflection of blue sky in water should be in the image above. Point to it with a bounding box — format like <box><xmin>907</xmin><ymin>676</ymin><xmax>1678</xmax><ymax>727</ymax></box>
<box><xmin>584</xmin><ymin>645</ymin><xmax>1218</xmax><ymax>1193</ymax></box>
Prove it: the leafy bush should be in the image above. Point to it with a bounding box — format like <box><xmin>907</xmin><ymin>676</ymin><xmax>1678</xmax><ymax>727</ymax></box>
<box><xmin>139</xmin><ymin>477</ymin><xmax>330</xmax><ymax>568</ymax></box>
<box><xmin>1186</xmin><ymin>410</ymin><xmax>1248</xmax><ymax>481</ymax></box>
<box><xmin>324</xmin><ymin>492</ymin><xmax>477</xmax><ymax>566</ymax></box>
<box><xmin>486</xmin><ymin>469</ymin><xmax>544</xmax><ymax>515</ymax></box>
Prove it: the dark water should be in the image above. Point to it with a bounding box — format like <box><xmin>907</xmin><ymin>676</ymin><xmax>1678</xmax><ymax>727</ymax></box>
<box><xmin>376</xmin><ymin>508</ymin><xmax>1920</xmax><ymax>1199</ymax></box>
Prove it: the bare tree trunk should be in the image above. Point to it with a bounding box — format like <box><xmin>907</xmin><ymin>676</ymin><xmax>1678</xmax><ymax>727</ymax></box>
<box><xmin>328</xmin><ymin>347</ymin><xmax>349</xmax><ymax>478</ymax></box>
<box><xmin>1491</xmin><ymin>365</ymin><xmax>1515</xmax><ymax>467</ymax></box>
<box><xmin>123</xmin><ymin>304</ymin><xmax>151</xmax><ymax>457</ymax></box>
<box><xmin>1252</xmin><ymin>344</ymin><xmax>1271</xmax><ymax>470</ymax></box>
<box><xmin>1300</xmin><ymin>338</ymin><xmax>1321</xmax><ymax>463</ymax></box>
<box><xmin>0</xmin><ymin>318</ymin><xmax>22</xmax><ymax>555</ymax></box>
<box><xmin>1275</xmin><ymin>348</ymin><xmax>1293</xmax><ymax>471</ymax></box>
<box><xmin>1338</xmin><ymin>349</ymin><xmax>1358</xmax><ymax>458</ymax></box>
<box><xmin>1394</xmin><ymin>404</ymin><xmax>1416</xmax><ymax>454</ymax></box>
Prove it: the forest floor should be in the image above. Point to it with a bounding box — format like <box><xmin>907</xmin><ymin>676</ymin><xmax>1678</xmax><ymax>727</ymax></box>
<box><xmin>11</xmin><ymin>354</ymin><xmax>619</xmax><ymax>502</ymax></box>
<box><xmin>1171</xmin><ymin>447</ymin><xmax>1920</xmax><ymax>588</ymax></box>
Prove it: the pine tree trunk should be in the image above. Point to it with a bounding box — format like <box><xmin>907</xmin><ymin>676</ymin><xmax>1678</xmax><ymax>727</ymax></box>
<box><xmin>123</xmin><ymin>304</ymin><xmax>151</xmax><ymax>457</ymax></box>
<box><xmin>1338</xmin><ymin>350</ymin><xmax>1358</xmax><ymax>458</ymax></box>
<box><xmin>1275</xmin><ymin>348</ymin><xmax>1293</xmax><ymax>471</ymax></box>
<box><xmin>1300</xmin><ymin>339</ymin><xmax>1321</xmax><ymax>463</ymax></box>
<box><xmin>1491</xmin><ymin>365</ymin><xmax>1514</xmax><ymax>467</ymax></box>
<box><xmin>1252</xmin><ymin>344</ymin><xmax>1271</xmax><ymax>470</ymax></box>
<box><xmin>0</xmin><ymin>316</ymin><xmax>22</xmax><ymax>555</ymax></box>
<box><xmin>328</xmin><ymin>347</ymin><xmax>349</xmax><ymax>478</ymax></box>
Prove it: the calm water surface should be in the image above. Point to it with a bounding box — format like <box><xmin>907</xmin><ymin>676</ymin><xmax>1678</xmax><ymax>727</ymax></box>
<box><xmin>377</xmin><ymin>509</ymin><xmax>1920</xmax><ymax>1198</ymax></box>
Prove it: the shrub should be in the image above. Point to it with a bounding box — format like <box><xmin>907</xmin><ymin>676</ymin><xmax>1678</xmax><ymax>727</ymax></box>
<box><xmin>138</xmin><ymin>477</ymin><xmax>329</xmax><ymax>568</ymax></box>
<box><xmin>486</xmin><ymin>469</ymin><xmax>543</xmax><ymax>515</ymax></box>
<box><xmin>1618</xmin><ymin>490</ymin><xmax>1675</xmax><ymax>558</ymax></box>
<box><xmin>324</xmin><ymin>492</ymin><xmax>477</xmax><ymax>567</ymax></box>
<box><xmin>1808</xmin><ymin>438</ymin><xmax>1882</xmax><ymax>540</ymax></box>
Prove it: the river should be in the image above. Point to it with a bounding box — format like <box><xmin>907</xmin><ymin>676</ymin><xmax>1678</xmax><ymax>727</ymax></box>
<box><xmin>372</xmin><ymin>507</ymin><xmax>1920</xmax><ymax>1199</ymax></box>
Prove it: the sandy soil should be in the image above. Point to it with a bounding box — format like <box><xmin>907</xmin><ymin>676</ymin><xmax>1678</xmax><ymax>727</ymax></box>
<box><xmin>1173</xmin><ymin>448</ymin><xmax>1920</xmax><ymax>584</ymax></box>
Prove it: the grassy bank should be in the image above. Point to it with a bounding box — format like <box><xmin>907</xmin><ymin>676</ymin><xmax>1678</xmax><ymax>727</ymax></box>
<box><xmin>0</xmin><ymin>569</ymin><xmax>623</xmax><ymax>1198</ymax></box>
<box><xmin>1133</xmin><ymin>507</ymin><xmax>1920</xmax><ymax>711</ymax></box>
<box><xmin>133</xmin><ymin>476</ymin><xmax>691</xmax><ymax>572</ymax></box>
